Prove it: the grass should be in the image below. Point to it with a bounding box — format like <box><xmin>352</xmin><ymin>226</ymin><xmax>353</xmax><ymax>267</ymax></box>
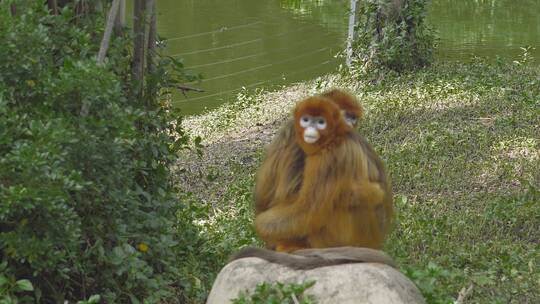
<box><xmin>176</xmin><ymin>58</ymin><xmax>539</xmax><ymax>304</ymax></box>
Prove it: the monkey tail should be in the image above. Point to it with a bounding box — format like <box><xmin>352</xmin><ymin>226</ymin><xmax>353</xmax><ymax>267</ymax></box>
<box><xmin>229</xmin><ymin>246</ymin><xmax>396</xmax><ymax>270</ymax></box>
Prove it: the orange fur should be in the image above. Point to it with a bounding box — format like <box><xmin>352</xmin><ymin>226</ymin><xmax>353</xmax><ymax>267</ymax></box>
<box><xmin>255</xmin><ymin>90</ymin><xmax>363</xmax><ymax>218</ymax></box>
<box><xmin>321</xmin><ymin>89</ymin><xmax>364</xmax><ymax>121</ymax></box>
<box><xmin>255</xmin><ymin>96</ymin><xmax>393</xmax><ymax>252</ymax></box>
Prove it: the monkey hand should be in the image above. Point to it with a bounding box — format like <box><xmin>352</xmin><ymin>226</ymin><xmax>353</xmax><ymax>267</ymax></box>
<box><xmin>345</xmin><ymin>181</ymin><xmax>385</xmax><ymax>208</ymax></box>
<box><xmin>255</xmin><ymin>203</ymin><xmax>316</xmax><ymax>242</ymax></box>
<box><xmin>254</xmin><ymin>208</ymin><xmax>288</xmax><ymax>240</ymax></box>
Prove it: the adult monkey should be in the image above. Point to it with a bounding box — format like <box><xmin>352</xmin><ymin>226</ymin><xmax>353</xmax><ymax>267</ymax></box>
<box><xmin>255</xmin><ymin>97</ymin><xmax>388</xmax><ymax>252</ymax></box>
<box><xmin>255</xmin><ymin>89</ymin><xmax>364</xmax><ymax>216</ymax></box>
<box><xmin>254</xmin><ymin>90</ymin><xmax>393</xmax><ymax>251</ymax></box>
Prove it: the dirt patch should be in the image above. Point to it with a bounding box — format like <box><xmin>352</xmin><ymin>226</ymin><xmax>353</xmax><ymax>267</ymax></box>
<box><xmin>173</xmin><ymin>74</ymin><xmax>353</xmax><ymax>204</ymax></box>
<box><xmin>173</xmin><ymin>117</ymin><xmax>288</xmax><ymax>204</ymax></box>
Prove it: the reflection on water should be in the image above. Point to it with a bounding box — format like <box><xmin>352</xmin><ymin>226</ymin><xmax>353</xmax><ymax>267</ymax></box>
<box><xmin>153</xmin><ymin>0</ymin><xmax>539</xmax><ymax>115</ymax></box>
<box><xmin>157</xmin><ymin>0</ymin><xmax>348</xmax><ymax>115</ymax></box>
<box><xmin>429</xmin><ymin>0</ymin><xmax>540</xmax><ymax>61</ymax></box>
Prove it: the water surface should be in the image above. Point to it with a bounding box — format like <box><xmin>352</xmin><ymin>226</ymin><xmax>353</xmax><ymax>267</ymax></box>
<box><xmin>157</xmin><ymin>0</ymin><xmax>348</xmax><ymax>114</ymax></box>
<box><xmin>429</xmin><ymin>0</ymin><xmax>540</xmax><ymax>61</ymax></box>
<box><xmin>153</xmin><ymin>0</ymin><xmax>540</xmax><ymax>115</ymax></box>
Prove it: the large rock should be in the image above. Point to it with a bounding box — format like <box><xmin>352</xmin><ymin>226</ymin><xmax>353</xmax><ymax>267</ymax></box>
<box><xmin>207</xmin><ymin>257</ymin><xmax>425</xmax><ymax>304</ymax></box>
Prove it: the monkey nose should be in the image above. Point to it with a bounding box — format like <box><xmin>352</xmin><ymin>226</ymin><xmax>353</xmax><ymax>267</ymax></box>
<box><xmin>304</xmin><ymin>128</ymin><xmax>320</xmax><ymax>143</ymax></box>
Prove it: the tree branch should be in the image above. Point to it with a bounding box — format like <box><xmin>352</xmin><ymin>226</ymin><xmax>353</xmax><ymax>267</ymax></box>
<box><xmin>97</xmin><ymin>0</ymin><xmax>121</xmax><ymax>65</ymax></box>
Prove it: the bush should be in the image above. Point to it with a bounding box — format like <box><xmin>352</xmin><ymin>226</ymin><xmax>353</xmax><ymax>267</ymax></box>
<box><xmin>0</xmin><ymin>2</ymin><xmax>189</xmax><ymax>303</ymax></box>
<box><xmin>232</xmin><ymin>281</ymin><xmax>316</xmax><ymax>304</ymax></box>
<box><xmin>351</xmin><ymin>0</ymin><xmax>437</xmax><ymax>75</ymax></box>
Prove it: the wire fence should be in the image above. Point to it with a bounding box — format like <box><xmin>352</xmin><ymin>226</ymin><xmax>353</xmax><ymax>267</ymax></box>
<box><xmin>164</xmin><ymin>21</ymin><xmax>262</xmax><ymax>42</ymax></box>
<box><xmin>178</xmin><ymin>58</ymin><xmax>336</xmax><ymax>103</ymax></box>
<box><xmin>188</xmin><ymin>30</ymin><xmax>334</xmax><ymax>69</ymax></box>
<box><xmin>166</xmin><ymin>19</ymin><xmax>345</xmax><ymax>108</ymax></box>
<box><xmin>199</xmin><ymin>46</ymin><xmax>330</xmax><ymax>83</ymax></box>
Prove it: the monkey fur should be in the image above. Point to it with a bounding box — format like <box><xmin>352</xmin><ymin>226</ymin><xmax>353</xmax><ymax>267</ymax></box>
<box><xmin>254</xmin><ymin>90</ymin><xmax>392</xmax><ymax>249</ymax></box>
<box><xmin>254</xmin><ymin>92</ymin><xmax>393</xmax><ymax>252</ymax></box>
<box><xmin>255</xmin><ymin>89</ymin><xmax>366</xmax><ymax>216</ymax></box>
<box><xmin>322</xmin><ymin>88</ymin><xmax>364</xmax><ymax>125</ymax></box>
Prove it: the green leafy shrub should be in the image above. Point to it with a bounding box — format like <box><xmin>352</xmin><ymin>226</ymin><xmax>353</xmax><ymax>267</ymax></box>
<box><xmin>403</xmin><ymin>262</ymin><xmax>455</xmax><ymax>304</ymax></box>
<box><xmin>175</xmin><ymin>172</ymin><xmax>260</xmax><ymax>302</ymax></box>
<box><xmin>0</xmin><ymin>2</ymin><xmax>191</xmax><ymax>303</ymax></box>
<box><xmin>351</xmin><ymin>0</ymin><xmax>437</xmax><ymax>75</ymax></box>
<box><xmin>0</xmin><ymin>261</ymin><xmax>34</xmax><ymax>304</ymax></box>
<box><xmin>232</xmin><ymin>281</ymin><xmax>317</xmax><ymax>304</ymax></box>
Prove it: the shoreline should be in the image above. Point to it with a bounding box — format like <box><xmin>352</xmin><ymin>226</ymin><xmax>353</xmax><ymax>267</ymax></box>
<box><xmin>175</xmin><ymin>73</ymin><xmax>356</xmax><ymax>203</ymax></box>
<box><xmin>173</xmin><ymin>60</ymin><xmax>540</xmax><ymax>303</ymax></box>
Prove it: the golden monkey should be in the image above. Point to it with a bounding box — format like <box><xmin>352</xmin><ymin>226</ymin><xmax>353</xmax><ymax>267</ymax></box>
<box><xmin>255</xmin><ymin>97</ymin><xmax>390</xmax><ymax>252</ymax></box>
<box><xmin>254</xmin><ymin>90</ymin><xmax>393</xmax><ymax>251</ymax></box>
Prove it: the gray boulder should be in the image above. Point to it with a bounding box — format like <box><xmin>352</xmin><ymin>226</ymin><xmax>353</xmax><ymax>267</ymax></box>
<box><xmin>207</xmin><ymin>257</ymin><xmax>425</xmax><ymax>304</ymax></box>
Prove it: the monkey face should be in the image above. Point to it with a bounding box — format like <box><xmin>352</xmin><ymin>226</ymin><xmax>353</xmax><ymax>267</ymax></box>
<box><xmin>299</xmin><ymin>114</ymin><xmax>327</xmax><ymax>144</ymax></box>
<box><xmin>342</xmin><ymin>111</ymin><xmax>358</xmax><ymax>127</ymax></box>
<box><xmin>320</xmin><ymin>89</ymin><xmax>363</xmax><ymax>127</ymax></box>
<box><xmin>294</xmin><ymin>97</ymin><xmax>351</xmax><ymax>155</ymax></box>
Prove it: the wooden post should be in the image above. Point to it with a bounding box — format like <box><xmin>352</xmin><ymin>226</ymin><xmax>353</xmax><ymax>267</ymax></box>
<box><xmin>132</xmin><ymin>0</ymin><xmax>146</xmax><ymax>97</ymax></box>
<box><xmin>346</xmin><ymin>0</ymin><xmax>358</xmax><ymax>67</ymax></box>
<box><xmin>97</xmin><ymin>0</ymin><xmax>121</xmax><ymax>65</ymax></box>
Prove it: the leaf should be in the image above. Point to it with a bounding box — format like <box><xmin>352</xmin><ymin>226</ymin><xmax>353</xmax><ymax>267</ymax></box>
<box><xmin>16</xmin><ymin>279</ymin><xmax>34</xmax><ymax>291</ymax></box>
<box><xmin>87</xmin><ymin>295</ymin><xmax>101</xmax><ymax>304</ymax></box>
<box><xmin>0</xmin><ymin>275</ymin><xmax>8</xmax><ymax>287</ymax></box>
<box><xmin>129</xmin><ymin>294</ymin><xmax>141</xmax><ymax>304</ymax></box>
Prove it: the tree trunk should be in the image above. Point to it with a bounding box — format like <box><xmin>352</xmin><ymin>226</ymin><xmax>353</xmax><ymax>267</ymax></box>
<box><xmin>145</xmin><ymin>0</ymin><xmax>157</xmax><ymax>100</ymax></box>
<box><xmin>97</xmin><ymin>0</ymin><xmax>121</xmax><ymax>65</ymax></box>
<box><xmin>47</xmin><ymin>0</ymin><xmax>58</xmax><ymax>15</ymax></box>
<box><xmin>114</xmin><ymin>0</ymin><xmax>126</xmax><ymax>35</ymax></box>
<box><xmin>132</xmin><ymin>0</ymin><xmax>146</xmax><ymax>97</ymax></box>
<box><xmin>146</xmin><ymin>0</ymin><xmax>156</xmax><ymax>74</ymax></box>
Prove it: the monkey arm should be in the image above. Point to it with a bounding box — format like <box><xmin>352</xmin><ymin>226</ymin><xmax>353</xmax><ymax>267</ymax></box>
<box><xmin>345</xmin><ymin>181</ymin><xmax>386</xmax><ymax>208</ymax></box>
<box><xmin>255</xmin><ymin>151</ymin><xmax>338</xmax><ymax>242</ymax></box>
<box><xmin>254</xmin><ymin>187</ymin><xmax>333</xmax><ymax>242</ymax></box>
<box><xmin>351</xmin><ymin>134</ymin><xmax>394</xmax><ymax>231</ymax></box>
<box><xmin>331</xmin><ymin>138</ymin><xmax>387</xmax><ymax>209</ymax></box>
<box><xmin>352</xmin><ymin>132</ymin><xmax>390</xmax><ymax>186</ymax></box>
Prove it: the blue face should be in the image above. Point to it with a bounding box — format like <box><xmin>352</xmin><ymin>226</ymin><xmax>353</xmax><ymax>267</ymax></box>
<box><xmin>299</xmin><ymin>115</ymin><xmax>327</xmax><ymax>144</ymax></box>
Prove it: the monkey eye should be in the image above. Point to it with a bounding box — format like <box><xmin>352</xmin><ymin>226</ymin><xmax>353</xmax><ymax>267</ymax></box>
<box><xmin>300</xmin><ymin>115</ymin><xmax>310</xmax><ymax>127</ymax></box>
<box><xmin>345</xmin><ymin>114</ymin><xmax>357</xmax><ymax>126</ymax></box>
<box><xmin>316</xmin><ymin>118</ymin><xmax>327</xmax><ymax>130</ymax></box>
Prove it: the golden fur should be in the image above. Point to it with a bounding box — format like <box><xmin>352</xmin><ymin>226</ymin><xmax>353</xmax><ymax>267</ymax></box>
<box><xmin>254</xmin><ymin>95</ymin><xmax>393</xmax><ymax>252</ymax></box>
<box><xmin>321</xmin><ymin>88</ymin><xmax>364</xmax><ymax>120</ymax></box>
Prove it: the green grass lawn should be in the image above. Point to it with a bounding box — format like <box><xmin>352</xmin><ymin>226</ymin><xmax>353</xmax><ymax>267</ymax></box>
<box><xmin>177</xmin><ymin>59</ymin><xmax>539</xmax><ymax>303</ymax></box>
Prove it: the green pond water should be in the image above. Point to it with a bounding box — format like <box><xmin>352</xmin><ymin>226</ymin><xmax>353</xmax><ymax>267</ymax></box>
<box><xmin>152</xmin><ymin>0</ymin><xmax>540</xmax><ymax>115</ymax></box>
